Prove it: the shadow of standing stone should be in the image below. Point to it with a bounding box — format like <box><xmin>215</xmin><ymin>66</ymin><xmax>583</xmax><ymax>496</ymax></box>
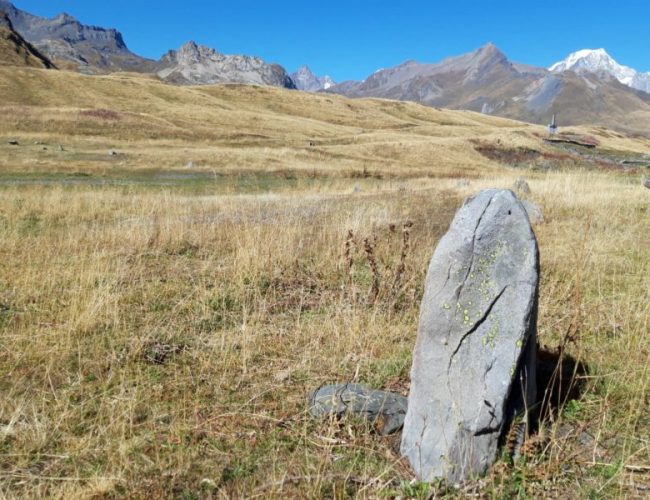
<box><xmin>401</xmin><ymin>189</ymin><xmax>539</xmax><ymax>484</ymax></box>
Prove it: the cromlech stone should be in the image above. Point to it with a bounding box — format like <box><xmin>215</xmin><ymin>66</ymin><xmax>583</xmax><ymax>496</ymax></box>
<box><xmin>521</xmin><ymin>200</ymin><xmax>544</xmax><ymax>224</ymax></box>
<box><xmin>309</xmin><ymin>383</ymin><xmax>408</xmax><ymax>435</ymax></box>
<box><xmin>7</xmin><ymin>140</ymin><xmax>19</xmax><ymax>145</ymax></box>
<box><xmin>58</xmin><ymin>144</ymin><xmax>65</xmax><ymax>151</ymax></box>
<box><xmin>643</xmin><ymin>178</ymin><xmax>650</xmax><ymax>189</ymax></box>
<box><xmin>108</xmin><ymin>149</ymin><xmax>118</xmax><ymax>156</ymax></box>
<box><xmin>401</xmin><ymin>189</ymin><xmax>539</xmax><ymax>484</ymax></box>
<box><xmin>512</xmin><ymin>177</ymin><xmax>531</xmax><ymax>196</ymax></box>
<box><xmin>186</xmin><ymin>161</ymin><xmax>195</xmax><ymax>169</ymax></box>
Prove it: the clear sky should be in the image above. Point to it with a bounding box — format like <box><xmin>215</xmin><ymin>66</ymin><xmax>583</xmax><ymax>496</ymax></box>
<box><xmin>10</xmin><ymin>0</ymin><xmax>650</xmax><ymax>81</ymax></box>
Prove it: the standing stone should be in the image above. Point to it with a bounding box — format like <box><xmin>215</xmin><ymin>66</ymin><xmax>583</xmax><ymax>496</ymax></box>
<box><xmin>643</xmin><ymin>178</ymin><xmax>650</xmax><ymax>189</ymax></box>
<box><xmin>401</xmin><ymin>189</ymin><xmax>539</xmax><ymax>484</ymax></box>
<box><xmin>512</xmin><ymin>177</ymin><xmax>531</xmax><ymax>196</ymax></box>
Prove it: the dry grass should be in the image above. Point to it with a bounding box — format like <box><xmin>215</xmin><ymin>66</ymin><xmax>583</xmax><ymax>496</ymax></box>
<box><xmin>0</xmin><ymin>172</ymin><xmax>647</xmax><ymax>498</ymax></box>
<box><xmin>1</xmin><ymin>67</ymin><xmax>648</xmax><ymax>179</ymax></box>
<box><xmin>0</xmin><ymin>68</ymin><xmax>649</xmax><ymax>498</ymax></box>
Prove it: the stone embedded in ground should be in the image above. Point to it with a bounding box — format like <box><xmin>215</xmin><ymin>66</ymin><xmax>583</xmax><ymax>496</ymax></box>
<box><xmin>108</xmin><ymin>149</ymin><xmax>118</xmax><ymax>156</ymax></box>
<box><xmin>513</xmin><ymin>177</ymin><xmax>531</xmax><ymax>196</ymax></box>
<box><xmin>401</xmin><ymin>189</ymin><xmax>539</xmax><ymax>484</ymax></box>
<box><xmin>309</xmin><ymin>383</ymin><xmax>408</xmax><ymax>435</ymax></box>
<box><xmin>521</xmin><ymin>200</ymin><xmax>545</xmax><ymax>224</ymax></box>
<box><xmin>644</xmin><ymin>178</ymin><xmax>650</xmax><ymax>189</ymax></box>
<box><xmin>7</xmin><ymin>140</ymin><xmax>19</xmax><ymax>145</ymax></box>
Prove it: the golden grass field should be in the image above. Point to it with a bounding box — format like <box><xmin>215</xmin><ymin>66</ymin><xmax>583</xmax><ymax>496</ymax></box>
<box><xmin>0</xmin><ymin>67</ymin><xmax>649</xmax><ymax>498</ymax></box>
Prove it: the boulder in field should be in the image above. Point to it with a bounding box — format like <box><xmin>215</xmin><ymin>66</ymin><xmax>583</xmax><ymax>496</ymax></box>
<box><xmin>512</xmin><ymin>177</ymin><xmax>531</xmax><ymax>196</ymax></box>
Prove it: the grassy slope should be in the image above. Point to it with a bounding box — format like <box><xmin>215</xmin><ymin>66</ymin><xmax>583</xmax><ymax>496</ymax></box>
<box><xmin>1</xmin><ymin>67</ymin><xmax>648</xmax><ymax>178</ymax></box>
<box><xmin>0</xmin><ymin>68</ymin><xmax>648</xmax><ymax>497</ymax></box>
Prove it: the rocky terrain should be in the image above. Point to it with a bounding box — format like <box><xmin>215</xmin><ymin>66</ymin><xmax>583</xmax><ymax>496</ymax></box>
<box><xmin>291</xmin><ymin>65</ymin><xmax>335</xmax><ymax>91</ymax></box>
<box><xmin>0</xmin><ymin>0</ymin><xmax>154</xmax><ymax>72</ymax></box>
<box><xmin>0</xmin><ymin>10</ymin><xmax>54</xmax><ymax>68</ymax></box>
<box><xmin>157</xmin><ymin>41</ymin><xmax>296</xmax><ymax>88</ymax></box>
<box><xmin>326</xmin><ymin>43</ymin><xmax>650</xmax><ymax>135</ymax></box>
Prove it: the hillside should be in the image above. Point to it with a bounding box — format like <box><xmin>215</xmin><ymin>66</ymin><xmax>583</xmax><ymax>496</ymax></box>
<box><xmin>0</xmin><ymin>11</ymin><xmax>54</xmax><ymax>69</ymax></box>
<box><xmin>2</xmin><ymin>67</ymin><xmax>649</xmax><ymax>180</ymax></box>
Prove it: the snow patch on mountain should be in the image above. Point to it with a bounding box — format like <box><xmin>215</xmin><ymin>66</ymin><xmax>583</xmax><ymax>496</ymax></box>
<box><xmin>550</xmin><ymin>48</ymin><xmax>650</xmax><ymax>93</ymax></box>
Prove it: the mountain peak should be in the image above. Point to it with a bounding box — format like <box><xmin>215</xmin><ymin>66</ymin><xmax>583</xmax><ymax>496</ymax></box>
<box><xmin>472</xmin><ymin>43</ymin><xmax>507</xmax><ymax>63</ymax></box>
<box><xmin>550</xmin><ymin>48</ymin><xmax>636</xmax><ymax>85</ymax></box>
<box><xmin>550</xmin><ymin>48</ymin><xmax>650</xmax><ymax>94</ymax></box>
<box><xmin>55</xmin><ymin>12</ymin><xmax>77</xmax><ymax>23</ymax></box>
<box><xmin>291</xmin><ymin>65</ymin><xmax>335</xmax><ymax>92</ymax></box>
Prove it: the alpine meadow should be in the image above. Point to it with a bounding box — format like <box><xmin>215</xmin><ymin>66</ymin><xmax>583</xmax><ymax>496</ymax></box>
<box><xmin>0</xmin><ymin>1</ymin><xmax>649</xmax><ymax>498</ymax></box>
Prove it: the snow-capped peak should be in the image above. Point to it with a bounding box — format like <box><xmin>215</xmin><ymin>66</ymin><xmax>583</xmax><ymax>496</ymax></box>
<box><xmin>549</xmin><ymin>48</ymin><xmax>636</xmax><ymax>85</ymax></box>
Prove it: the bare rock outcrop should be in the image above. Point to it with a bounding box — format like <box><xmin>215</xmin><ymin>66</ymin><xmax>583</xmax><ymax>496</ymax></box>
<box><xmin>157</xmin><ymin>41</ymin><xmax>296</xmax><ymax>88</ymax></box>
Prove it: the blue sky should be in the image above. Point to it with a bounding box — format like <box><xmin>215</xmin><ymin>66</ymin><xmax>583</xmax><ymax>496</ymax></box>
<box><xmin>11</xmin><ymin>1</ymin><xmax>650</xmax><ymax>81</ymax></box>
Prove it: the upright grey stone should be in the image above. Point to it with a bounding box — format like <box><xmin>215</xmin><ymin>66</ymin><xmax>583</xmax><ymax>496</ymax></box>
<box><xmin>401</xmin><ymin>189</ymin><xmax>539</xmax><ymax>484</ymax></box>
<box><xmin>512</xmin><ymin>177</ymin><xmax>531</xmax><ymax>196</ymax></box>
<box><xmin>643</xmin><ymin>178</ymin><xmax>650</xmax><ymax>189</ymax></box>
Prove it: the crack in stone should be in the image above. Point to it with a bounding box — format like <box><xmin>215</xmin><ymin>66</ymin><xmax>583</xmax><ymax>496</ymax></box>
<box><xmin>474</xmin><ymin>424</ymin><xmax>500</xmax><ymax>437</ymax></box>
<box><xmin>445</xmin><ymin>195</ymin><xmax>494</xmax><ymax>346</ymax></box>
<box><xmin>455</xmin><ymin>195</ymin><xmax>494</xmax><ymax>302</ymax></box>
<box><xmin>447</xmin><ymin>284</ymin><xmax>508</xmax><ymax>376</ymax></box>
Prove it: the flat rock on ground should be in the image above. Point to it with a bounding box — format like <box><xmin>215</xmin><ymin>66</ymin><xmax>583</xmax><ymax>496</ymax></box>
<box><xmin>309</xmin><ymin>383</ymin><xmax>408</xmax><ymax>435</ymax></box>
<box><xmin>401</xmin><ymin>189</ymin><xmax>539</xmax><ymax>484</ymax></box>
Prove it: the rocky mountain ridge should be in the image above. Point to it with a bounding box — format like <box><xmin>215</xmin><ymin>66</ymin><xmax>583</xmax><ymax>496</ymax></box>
<box><xmin>325</xmin><ymin>43</ymin><xmax>650</xmax><ymax>134</ymax></box>
<box><xmin>0</xmin><ymin>0</ymin><xmax>153</xmax><ymax>72</ymax></box>
<box><xmin>157</xmin><ymin>41</ymin><xmax>295</xmax><ymax>88</ymax></box>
